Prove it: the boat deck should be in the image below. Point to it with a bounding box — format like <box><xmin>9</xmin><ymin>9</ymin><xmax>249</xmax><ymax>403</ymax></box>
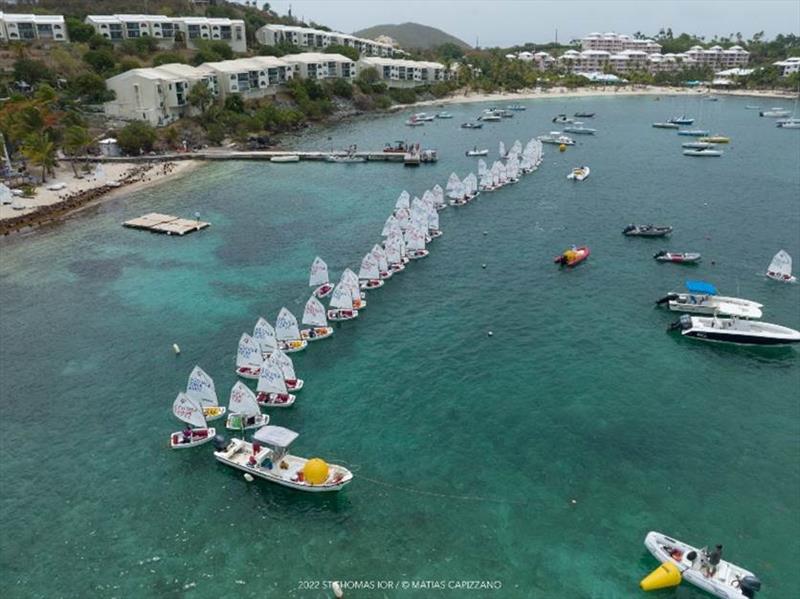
<box><xmin>123</xmin><ymin>213</ymin><xmax>210</xmax><ymax>236</ymax></box>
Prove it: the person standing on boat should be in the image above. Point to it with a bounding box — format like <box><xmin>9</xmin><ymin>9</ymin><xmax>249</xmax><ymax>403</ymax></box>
<box><xmin>707</xmin><ymin>544</ymin><xmax>723</xmax><ymax>576</ymax></box>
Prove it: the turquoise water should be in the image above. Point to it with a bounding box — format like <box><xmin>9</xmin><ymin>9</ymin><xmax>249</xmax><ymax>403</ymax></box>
<box><xmin>1</xmin><ymin>95</ymin><xmax>799</xmax><ymax>598</ymax></box>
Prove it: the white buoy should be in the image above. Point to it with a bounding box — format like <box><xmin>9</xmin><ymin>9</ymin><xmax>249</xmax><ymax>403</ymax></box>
<box><xmin>172</xmin><ymin>343</ymin><xmax>181</xmax><ymax>355</ymax></box>
<box><xmin>244</xmin><ymin>473</ymin><xmax>254</xmax><ymax>482</ymax></box>
<box><xmin>483</xmin><ymin>230</ymin><xmax>488</xmax><ymax>236</ymax></box>
<box><xmin>482</xmin><ymin>263</ymin><xmax>487</xmax><ymax>269</ymax></box>
<box><xmin>332</xmin><ymin>581</ymin><xmax>344</xmax><ymax>598</ymax></box>
<box><xmin>488</xmin><ymin>331</ymin><xmax>493</xmax><ymax>337</ymax></box>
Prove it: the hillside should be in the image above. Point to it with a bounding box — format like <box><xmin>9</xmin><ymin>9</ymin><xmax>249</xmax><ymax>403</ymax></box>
<box><xmin>353</xmin><ymin>22</ymin><xmax>470</xmax><ymax>51</ymax></box>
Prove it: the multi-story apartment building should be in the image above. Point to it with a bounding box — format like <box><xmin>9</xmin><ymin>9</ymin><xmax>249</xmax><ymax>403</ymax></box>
<box><xmin>357</xmin><ymin>57</ymin><xmax>453</xmax><ymax>88</ymax></box>
<box><xmin>683</xmin><ymin>45</ymin><xmax>750</xmax><ymax>69</ymax></box>
<box><xmin>0</xmin><ymin>12</ymin><xmax>68</xmax><ymax>42</ymax></box>
<box><xmin>581</xmin><ymin>32</ymin><xmax>661</xmax><ymax>55</ymax></box>
<box><xmin>85</xmin><ymin>15</ymin><xmax>247</xmax><ymax>53</ymax></box>
<box><xmin>774</xmin><ymin>56</ymin><xmax>800</xmax><ymax>77</ymax></box>
<box><xmin>198</xmin><ymin>57</ymin><xmax>293</xmax><ymax>99</ymax></box>
<box><xmin>256</xmin><ymin>24</ymin><xmax>400</xmax><ymax>57</ymax></box>
<box><xmin>282</xmin><ymin>53</ymin><xmax>356</xmax><ymax>81</ymax></box>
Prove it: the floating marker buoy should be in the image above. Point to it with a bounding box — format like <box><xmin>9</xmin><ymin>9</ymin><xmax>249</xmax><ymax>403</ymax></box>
<box><xmin>483</xmin><ymin>230</ymin><xmax>488</xmax><ymax>236</ymax></box>
<box><xmin>488</xmin><ymin>331</ymin><xmax>493</xmax><ymax>337</ymax></box>
<box><xmin>571</xmin><ymin>499</ymin><xmax>577</xmax><ymax>504</ymax></box>
<box><xmin>559</xmin><ymin>143</ymin><xmax>567</xmax><ymax>152</ymax></box>
<box><xmin>482</xmin><ymin>263</ymin><xmax>487</xmax><ymax>269</ymax></box>
<box><xmin>172</xmin><ymin>343</ymin><xmax>181</xmax><ymax>355</ymax></box>
<box><xmin>244</xmin><ymin>473</ymin><xmax>254</xmax><ymax>482</ymax></box>
<box><xmin>640</xmin><ymin>562</ymin><xmax>681</xmax><ymax>591</ymax></box>
<box><xmin>332</xmin><ymin>581</ymin><xmax>344</xmax><ymax>598</ymax></box>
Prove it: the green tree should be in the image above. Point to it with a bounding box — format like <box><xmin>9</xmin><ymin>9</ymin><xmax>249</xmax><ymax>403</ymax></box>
<box><xmin>224</xmin><ymin>94</ymin><xmax>245</xmax><ymax>113</ymax></box>
<box><xmin>116</xmin><ymin>121</ymin><xmax>157</xmax><ymax>155</ymax></box>
<box><xmin>153</xmin><ymin>52</ymin><xmax>187</xmax><ymax>66</ymax></box>
<box><xmin>83</xmin><ymin>49</ymin><xmax>116</xmax><ymax>74</ymax></box>
<box><xmin>21</xmin><ymin>132</ymin><xmax>57</xmax><ymax>183</ymax></box>
<box><xmin>187</xmin><ymin>82</ymin><xmax>214</xmax><ymax>113</ymax></box>
<box><xmin>63</xmin><ymin>125</ymin><xmax>92</xmax><ymax>177</ymax></box>
<box><xmin>324</xmin><ymin>44</ymin><xmax>359</xmax><ymax>62</ymax></box>
<box><xmin>12</xmin><ymin>58</ymin><xmax>53</xmax><ymax>84</ymax></box>
<box><xmin>65</xmin><ymin>17</ymin><xmax>96</xmax><ymax>43</ymax></box>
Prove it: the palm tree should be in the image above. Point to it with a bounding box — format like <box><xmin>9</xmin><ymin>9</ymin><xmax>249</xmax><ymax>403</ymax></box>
<box><xmin>63</xmin><ymin>125</ymin><xmax>92</xmax><ymax>177</ymax></box>
<box><xmin>21</xmin><ymin>132</ymin><xmax>57</xmax><ymax>183</ymax></box>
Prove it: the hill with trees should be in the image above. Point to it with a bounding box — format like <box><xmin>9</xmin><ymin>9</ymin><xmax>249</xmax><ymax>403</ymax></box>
<box><xmin>354</xmin><ymin>22</ymin><xmax>470</xmax><ymax>51</ymax></box>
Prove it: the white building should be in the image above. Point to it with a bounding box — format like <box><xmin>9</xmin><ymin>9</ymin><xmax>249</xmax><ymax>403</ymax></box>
<box><xmin>357</xmin><ymin>57</ymin><xmax>452</xmax><ymax>88</ymax></box>
<box><xmin>198</xmin><ymin>56</ymin><xmax>294</xmax><ymax>99</ymax></box>
<box><xmin>581</xmin><ymin>32</ymin><xmax>661</xmax><ymax>55</ymax></box>
<box><xmin>256</xmin><ymin>24</ymin><xmax>400</xmax><ymax>57</ymax></box>
<box><xmin>85</xmin><ymin>15</ymin><xmax>247</xmax><ymax>52</ymax></box>
<box><xmin>282</xmin><ymin>52</ymin><xmax>356</xmax><ymax>81</ymax></box>
<box><xmin>773</xmin><ymin>57</ymin><xmax>800</xmax><ymax>77</ymax></box>
<box><xmin>0</xmin><ymin>12</ymin><xmax>68</xmax><ymax>42</ymax></box>
<box><xmin>684</xmin><ymin>45</ymin><xmax>749</xmax><ymax>69</ymax></box>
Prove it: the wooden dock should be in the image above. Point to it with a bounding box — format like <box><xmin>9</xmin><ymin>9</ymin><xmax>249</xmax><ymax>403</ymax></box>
<box><xmin>72</xmin><ymin>149</ymin><xmax>436</xmax><ymax>164</ymax></box>
<box><xmin>123</xmin><ymin>213</ymin><xmax>210</xmax><ymax>236</ymax></box>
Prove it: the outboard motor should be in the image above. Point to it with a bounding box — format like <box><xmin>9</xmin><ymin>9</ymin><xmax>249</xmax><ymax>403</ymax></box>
<box><xmin>739</xmin><ymin>575</ymin><xmax>761</xmax><ymax>598</ymax></box>
<box><xmin>622</xmin><ymin>224</ymin><xmax>634</xmax><ymax>234</ymax></box>
<box><xmin>668</xmin><ymin>314</ymin><xmax>692</xmax><ymax>332</ymax></box>
<box><xmin>212</xmin><ymin>434</ymin><xmax>228</xmax><ymax>451</ymax></box>
<box><xmin>656</xmin><ymin>293</ymin><xmax>679</xmax><ymax>305</ymax></box>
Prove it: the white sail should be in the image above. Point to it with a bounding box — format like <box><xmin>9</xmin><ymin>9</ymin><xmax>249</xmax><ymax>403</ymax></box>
<box><xmin>236</xmin><ymin>333</ymin><xmax>262</xmax><ymax>369</ymax></box>
<box><xmin>253</xmin><ymin>317</ymin><xmax>277</xmax><ymax>354</ymax></box>
<box><xmin>477</xmin><ymin>159</ymin><xmax>487</xmax><ymax>176</ymax></box>
<box><xmin>228</xmin><ymin>381</ymin><xmax>260</xmax><ymax>416</ymax></box>
<box><xmin>432</xmin><ymin>184</ymin><xmax>445</xmax><ymax>207</ymax></box>
<box><xmin>186</xmin><ymin>365</ymin><xmax>218</xmax><ymax>407</ymax></box>
<box><xmin>395</xmin><ymin>207</ymin><xmax>411</xmax><ymax>231</ymax></box>
<box><xmin>448</xmin><ymin>181</ymin><xmax>465</xmax><ymax>200</ymax></box>
<box><xmin>372</xmin><ymin>244</ymin><xmax>389</xmax><ymax>272</ymax></box>
<box><xmin>421</xmin><ymin>190</ymin><xmax>434</xmax><ymax>205</ymax></box>
<box><xmin>384</xmin><ymin>240</ymin><xmax>401</xmax><ymax>264</ymax></box>
<box><xmin>329</xmin><ymin>282</ymin><xmax>353</xmax><ymax>309</ymax></box>
<box><xmin>499</xmin><ymin>141</ymin><xmax>506</xmax><ymax>158</ymax></box>
<box><xmin>511</xmin><ymin>140</ymin><xmax>522</xmax><ymax>155</ymax></box>
<box><xmin>382</xmin><ymin>214</ymin><xmax>400</xmax><ymax>237</ymax></box>
<box><xmin>302</xmin><ymin>295</ymin><xmax>328</xmax><ymax>327</ymax></box>
<box><xmin>359</xmin><ymin>253</ymin><xmax>380</xmax><ymax>280</ymax></box>
<box><xmin>341</xmin><ymin>268</ymin><xmax>360</xmax><ymax>289</ymax></box>
<box><xmin>395</xmin><ymin>190</ymin><xmax>410</xmax><ymax>211</ymax></box>
<box><xmin>271</xmin><ymin>348</ymin><xmax>297</xmax><ymax>380</ymax></box>
<box><xmin>173</xmin><ymin>392</ymin><xmax>207</xmax><ymax>428</ymax></box>
<box><xmin>256</xmin><ymin>355</ymin><xmax>287</xmax><ymax>395</ymax></box>
<box><xmin>405</xmin><ymin>227</ymin><xmax>426</xmax><ymax>251</ymax></box>
<box><xmin>308</xmin><ymin>256</ymin><xmax>329</xmax><ymax>287</ymax></box>
<box><xmin>445</xmin><ymin>172</ymin><xmax>461</xmax><ymax>192</ymax></box>
<box><xmin>428</xmin><ymin>209</ymin><xmax>440</xmax><ymax>231</ymax></box>
<box><xmin>275</xmin><ymin>307</ymin><xmax>300</xmax><ymax>341</ymax></box>
<box><xmin>768</xmin><ymin>250</ymin><xmax>793</xmax><ymax>277</ymax></box>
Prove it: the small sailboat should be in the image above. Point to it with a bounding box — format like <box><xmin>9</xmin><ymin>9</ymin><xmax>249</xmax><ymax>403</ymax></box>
<box><xmin>358</xmin><ymin>253</ymin><xmax>385</xmax><ymax>290</ymax></box>
<box><xmin>405</xmin><ymin>226</ymin><xmax>429</xmax><ymax>259</ymax></box>
<box><xmin>327</xmin><ymin>282</ymin><xmax>358</xmax><ymax>321</ymax></box>
<box><xmin>308</xmin><ymin>256</ymin><xmax>333</xmax><ymax>298</ymax></box>
<box><xmin>186</xmin><ymin>366</ymin><xmax>226</xmax><ymax>421</ymax></box>
<box><xmin>275</xmin><ymin>307</ymin><xmax>308</xmax><ymax>353</ymax></box>
<box><xmin>554</xmin><ymin>246</ymin><xmax>590</xmax><ymax>267</ymax></box>
<box><xmin>170</xmin><ymin>393</ymin><xmax>216</xmax><ymax>449</ymax></box>
<box><xmin>300</xmin><ymin>295</ymin><xmax>334</xmax><ymax>341</ymax></box>
<box><xmin>567</xmin><ymin>166</ymin><xmax>590</xmax><ymax>181</ymax></box>
<box><xmin>371</xmin><ymin>244</ymin><xmax>394</xmax><ymax>278</ymax></box>
<box><xmin>341</xmin><ymin>268</ymin><xmax>367</xmax><ymax>310</ymax></box>
<box><xmin>256</xmin><ymin>355</ymin><xmax>296</xmax><ymax>407</ymax></box>
<box><xmin>394</xmin><ymin>190</ymin><xmax>410</xmax><ymax>213</ymax></box>
<box><xmin>384</xmin><ymin>236</ymin><xmax>406</xmax><ymax>273</ymax></box>
<box><xmin>225</xmin><ymin>382</ymin><xmax>269</xmax><ymax>431</ymax></box>
<box><xmin>236</xmin><ymin>333</ymin><xmax>263</xmax><ymax>379</ymax></box>
<box><xmin>766</xmin><ymin>250</ymin><xmax>796</xmax><ymax>283</ymax></box>
<box><xmin>213</xmin><ymin>425</ymin><xmax>354</xmax><ymax>492</ymax></box>
<box><xmin>499</xmin><ymin>141</ymin><xmax>507</xmax><ymax>158</ymax></box>
<box><xmin>272</xmin><ymin>348</ymin><xmax>304</xmax><ymax>392</ymax></box>
<box><xmin>252</xmin><ymin>317</ymin><xmax>277</xmax><ymax>359</ymax></box>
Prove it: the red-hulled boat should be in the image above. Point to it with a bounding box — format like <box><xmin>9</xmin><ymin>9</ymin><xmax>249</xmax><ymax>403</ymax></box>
<box><xmin>554</xmin><ymin>246</ymin><xmax>590</xmax><ymax>267</ymax></box>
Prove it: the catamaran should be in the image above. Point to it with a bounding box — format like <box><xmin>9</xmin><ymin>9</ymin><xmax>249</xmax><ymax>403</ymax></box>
<box><xmin>275</xmin><ymin>307</ymin><xmax>308</xmax><ymax>353</ymax></box>
<box><xmin>186</xmin><ymin>366</ymin><xmax>226</xmax><ymax>421</ymax></box>
<box><xmin>236</xmin><ymin>333</ymin><xmax>263</xmax><ymax>379</ymax></box>
<box><xmin>213</xmin><ymin>425</ymin><xmax>353</xmax><ymax>492</ymax></box>
<box><xmin>766</xmin><ymin>250</ymin><xmax>796</xmax><ymax>283</ymax></box>
<box><xmin>255</xmin><ymin>354</ymin><xmax>296</xmax><ymax>407</ymax></box>
<box><xmin>170</xmin><ymin>392</ymin><xmax>215</xmax><ymax>449</ymax></box>
<box><xmin>308</xmin><ymin>256</ymin><xmax>333</xmax><ymax>298</ymax></box>
<box><xmin>225</xmin><ymin>381</ymin><xmax>269</xmax><ymax>431</ymax></box>
<box><xmin>656</xmin><ymin>281</ymin><xmax>763</xmax><ymax>319</ymax></box>
<box><xmin>358</xmin><ymin>252</ymin><xmax>385</xmax><ymax>290</ymax></box>
<box><xmin>300</xmin><ymin>295</ymin><xmax>334</xmax><ymax>341</ymax></box>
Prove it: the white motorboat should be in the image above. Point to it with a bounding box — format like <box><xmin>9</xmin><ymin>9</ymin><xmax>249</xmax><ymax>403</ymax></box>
<box><xmin>405</xmin><ymin>117</ymin><xmax>424</xmax><ymax>127</ymax></box>
<box><xmin>358</xmin><ymin>252</ymin><xmax>385</xmax><ymax>290</ymax></box>
<box><xmin>537</xmin><ymin>132</ymin><xmax>575</xmax><ymax>145</ymax></box>
<box><xmin>256</xmin><ymin>354</ymin><xmax>296</xmax><ymax>407</ymax></box>
<box><xmin>567</xmin><ymin>166</ymin><xmax>590</xmax><ymax>181</ymax></box>
<box><xmin>235</xmin><ymin>332</ymin><xmax>263</xmax><ymax>379</ymax></box>
<box><xmin>668</xmin><ymin>115</ymin><xmax>694</xmax><ymax>125</ymax></box>
<box><xmin>170</xmin><ymin>393</ymin><xmax>216</xmax><ymax>449</ymax></box>
<box><xmin>656</xmin><ymin>281</ymin><xmax>762</xmax><ymax>318</ymax></box>
<box><xmin>466</xmin><ymin>147</ymin><xmax>489</xmax><ymax>157</ymax></box>
<box><xmin>270</xmin><ymin>155</ymin><xmax>300</xmax><ymax>163</ymax></box>
<box><xmin>670</xmin><ymin>314</ymin><xmax>800</xmax><ymax>346</ymax></box>
<box><xmin>225</xmin><ymin>382</ymin><xmax>269</xmax><ymax>431</ymax></box>
<box><xmin>777</xmin><ymin>120</ymin><xmax>800</xmax><ymax>129</ymax></box>
<box><xmin>436</xmin><ymin>111</ymin><xmax>453</xmax><ymax>119</ymax></box>
<box><xmin>478</xmin><ymin>110</ymin><xmax>502</xmax><ymax>122</ymax></box>
<box><xmin>653</xmin><ymin>250</ymin><xmax>702</xmax><ymax>264</ymax></box>
<box><xmin>745</xmin><ymin>105</ymin><xmax>760</xmax><ymax>110</ymax></box>
<box><xmin>552</xmin><ymin>114</ymin><xmax>575</xmax><ymax>124</ymax></box>
<box><xmin>682</xmin><ymin>141</ymin><xmax>715</xmax><ymax>149</ymax></box>
<box><xmin>413</xmin><ymin>112</ymin><xmax>435</xmax><ymax>122</ymax></box>
<box><xmin>213</xmin><ymin>426</ymin><xmax>353</xmax><ymax>492</ymax></box>
<box><xmin>299</xmin><ymin>295</ymin><xmax>334</xmax><ymax>341</ymax></box>
<box><xmin>275</xmin><ymin>307</ymin><xmax>308</xmax><ymax>353</ymax></box>
<box><xmin>326</xmin><ymin>154</ymin><xmax>366</xmax><ymax>163</ymax></box>
<box><xmin>653</xmin><ymin>122</ymin><xmax>680</xmax><ymax>129</ymax></box>
<box><xmin>643</xmin><ymin>531</ymin><xmax>761</xmax><ymax>599</ymax></box>
<box><xmin>759</xmin><ymin>107</ymin><xmax>790</xmax><ymax>117</ymax></box>
<box><xmin>308</xmin><ymin>256</ymin><xmax>333</xmax><ymax>298</ymax></box>
<box><xmin>684</xmin><ymin>149</ymin><xmax>723</xmax><ymax>157</ymax></box>
<box><xmin>766</xmin><ymin>249</ymin><xmax>796</xmax><ymax>283</ymax></box>
<box><xmin>563</xmin><ymin>125</ymin><xmax>596</xmax><ymax>135</ymax></box>
<box><xmin>186</xmin><ymin>366</ymin><xmax>226</xmax><ymax>422</ymax></box>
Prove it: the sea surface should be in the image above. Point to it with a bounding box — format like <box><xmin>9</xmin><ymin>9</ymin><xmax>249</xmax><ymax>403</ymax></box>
<box><xmin>1</xmin><ymin>94</ymin><xmax>799</xmax><ymax>599</ymax></box>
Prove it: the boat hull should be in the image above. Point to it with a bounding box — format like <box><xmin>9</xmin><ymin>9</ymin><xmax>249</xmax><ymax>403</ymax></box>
<box><xmin>313</xmin><ymin>283</ymin><xmax>333</xmax><ymax>299</ymax></box>
<box><xmin>300</xmin><ymin>327</ymin><xmax>334</xmax><ymax>341</ymax></box>
<box><xmin>170</xmin><ymin>428</ymin><xmax>216</xmax><ymax>449</ymax></box>
<box><xmin>327</xmin><ymin>309</ymin><xmax>358</xmax><ymax>321</ymax></box>
<box><xmin>225</xmin><ymin>413</ymin><xmax>269</xmax><ymax>431</ymax></box>
<box><xmin>256</xmin><ymin>392</ymin><xmax>296</xmax><ymax>407</ymax></box>
<box><xmin>202</xmin><ymin>406</ymin><xmax>226</xmax><ymax>422</ymax></box>
<box><xmin>278</xmin><ymin>339</ymin><xmax>308</xmax><ymax>353</ymax></box>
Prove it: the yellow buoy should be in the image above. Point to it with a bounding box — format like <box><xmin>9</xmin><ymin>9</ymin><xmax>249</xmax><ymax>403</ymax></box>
<box><xmin>303</xmin><ymin>458</ymin><xmax>329</xmax><ymax>484</ymax></box>
<box><xmin>640</xmin><ymin>562</ymin><xmax>681</xmax><ymax>591</ymax></box>
<box><xmin>559</xmin><ymin>143</ymin><xmax>567</xmax><ymax>152</ymax></box>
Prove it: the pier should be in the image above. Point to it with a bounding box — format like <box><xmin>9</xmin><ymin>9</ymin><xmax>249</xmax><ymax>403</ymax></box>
<box><xmin>74</xmin><ymin>149</ymin><xmax>436</xmax><ymax>164</ymax></box>
<box><xmin>123</xmin><ymin>212</ymin><xmax>210</xmax><ymax>236</ymax></box>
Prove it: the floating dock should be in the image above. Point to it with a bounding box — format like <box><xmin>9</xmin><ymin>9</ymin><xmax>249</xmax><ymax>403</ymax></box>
<box><xmin>123</xmin><ymin>213</ymin><xmax>210</xmax><ymax>236</ymax></box>
<box><xmin>74</xmin><ymin>149</ymin><xmax>437</xmax><ymax>164</ymax></box>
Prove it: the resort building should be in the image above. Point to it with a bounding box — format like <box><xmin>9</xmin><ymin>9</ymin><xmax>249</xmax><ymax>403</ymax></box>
<box><xmin>357</xmin><ymin>57</ymin><xmax>453</xmax><ymax>88</ymax></box>
<box><xmin>198</xmin><ymin>56</ymin><xmax>293</xmax><ymax>99</ymax></box>
<box><xmin>85</xmin><ymin>15</ymin><xmax>247</xmax><ymax>53</ymax></box>
<box><xmin>282</xmin><ymin>53</ymin><xmax>356</xmax><ymax>80</ymax></box>
<box><xmin>581</xmin><ymin>32</ymin><xmax>662</xmax><ymax>55</ymax></box>
<box><xmin>0</xmin><ymin>12</ymin><xmax>68</xmax><ymax>42</ymax></box>
<box><xmin>255</xmin><ymin>24</ymin><xmax>400</xmax><ymax>57</ymax></box>
<box><xmin>774</xmin><ymin>56</ymin><xmax>800</xmax><ymax>77</ymax></box>
<box><xmin>683</xmin><ymin>45</ymin><xmax>750</xmax><ymax>69</ymax></box>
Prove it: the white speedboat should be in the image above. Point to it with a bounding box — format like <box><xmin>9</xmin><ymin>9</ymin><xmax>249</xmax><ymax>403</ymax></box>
<box><xmin>759</xmin><ymin>107</ymin><xmax>790</xmax><ymax>117</ymax></box>
<box><xmin>186</xmin><ymin>366</ymin><xmax>226</xmax><ymax>422</ymax></box>
<box><xmin>405</xmin><ymin>118</ymin><xmax>424</xmax><ymax>127</ymax></box>
<box><xmin>225</xmin><ymin>382</ymin><xmax>269</xmax><ymax>431</ymax></box>
<box><xmin>436</xmin><ymin>111</ymin><xmax>453</xmax><ymax>119</ymax></box>
<box><xmin>682</xmin><ymin>141</ymin><xmax>715</xmax><ymax>149</ymax></box>
<box><xmin>643</xmin><ymin>531</ymin><xmax>761</xmax><ymax>599</ymax></box>
<box><xmin>299</xmin><ymin>295</ymin><xmax>334</xmax><ymax>341</ymax></box>
<box><xmin>766</xmin><ymin>249</ymin><xmax>796</xmax><ymax>283</ymax></box>
<box><xmin>567</xmin><ymin>166</ymin><xmax>590</xmax><ymax>181</ymax></box>
<box><xmin>777</xmin><ymin>120</ymin><xmax>800</xmax><ymax>129</ymax></box>
<box><xmin>466</xmin><ymin>148</ymin><xmax>489</xmax><ymax>156</ymax></box>
<box><xmin>684</xmin><ymin>149</ymin><xmax>723</xmax><ymax>157</ymax></box>
<box><xmin>213</xmin><ymin>426</ymin><xmax>353</xmax><ymax>492</ymax></box>
<box><xmin>563</xmin><ymin>125</ymin><xmax>596</xmax><ymax>135</ymax></box>
<box><xmin>656</xmin><ymin>281</ymin><xmax>762</xmax><ymax>318</ymax></box>
<box><xmin>670</xmin><ymin>315</ymin><xmax>800</xmax><ymax>346</ymax></box>
<box><xmin>413</xmin><ymin>112</ymin><xmax>435</xmax><ymax>122</ymax></box>
<box><xmin>275</xmin><ymin>307</ymin><xmax>308</xmax><ymax>353</ymax></box>
<box><xmin>653</xmin><ymin>122</ymin><xmax>680</xmax><ymax>129</ymax></box>
<box><xmin>537</xmin><ymin>132</ymin><xmax>575</xmax><ymax>145</ymax></box>
<box><xmin>170</xmin><ymin>393</ymin><xmax>216</xmax><ymax>449</ymax></box>
<box><xmin>309</xmin><ymin>256</ymin><xmax>333</xmax><ymax>298</ymax></box>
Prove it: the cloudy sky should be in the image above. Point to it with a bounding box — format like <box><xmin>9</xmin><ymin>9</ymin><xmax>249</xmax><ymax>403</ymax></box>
<box><xmin>262</xmin><ymin>0</ymin><xmax>800</xmax><ymax>47</ymax></box>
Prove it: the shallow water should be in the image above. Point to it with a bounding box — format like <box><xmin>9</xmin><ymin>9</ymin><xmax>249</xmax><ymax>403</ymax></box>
<box><xmin>1</xmin><ymin>94</ymin><xmax>799</xmax><ymax>598</ymax></box>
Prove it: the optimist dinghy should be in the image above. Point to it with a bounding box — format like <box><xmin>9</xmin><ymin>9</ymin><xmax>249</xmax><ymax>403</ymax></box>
<box><xmin>371</xmin><ymin>244</ymin><xmax>394</xmax><ymax>279</ymax></box>
<box><xmin>235</xmin><ymin>333</ymin><xmax>263</xmax><ymax>379</ymax></box>
<box><xmin>256</xmin><ymin>354</ymin><xmax>296</xmax><ymax>407</ymax></box>
<box><xmin>300</xmin><ymin>295</ymin><xmax>334</xmax><ymax>341</ymax></box>
<box><xmin>358</xmin><ymin>252</ymin><xmax>385</xmax><ymax>290</ymax></box>
<box><xmin>275</xmin><ymin>307</ymin><xmax>308</xmax><ymax>353</ymax></box>
<box><xmin>272</xmin><ymin>348</ymin><xmax>304</xmax><ymax>392</ymax></box>
<box><xmin>308</xmin><ymin>256</ymin><xmax>333</xmax><ymax>298</ymax></box>
<box><xmin>226</xmin><ymin>382</ymin><xmax>269</xmax><ymax>431</ymax></box>
<box><xmin>327</xmin><ymin>282</ymin><xmax>358</xmax><ymax>321</ymax></box>
<box><xmin>642</xmin><ymin>531</ymin><xmax>762</xmax><ymax>599</ymax></box>
<box><xmin>170</xmin><ymin>393</ymin><xmax>216</xmax><ymax>449</ymax></box>
<box><xmin>213</xmin><ymin>426</ymin><xmax>353</xmax><ymax>492</ymax></box>
<box><xmin>252</xmin><ymin>317</ymin><xmax>277</xmax><ymax>359</ymax></box>
<box><xmin>766</xmin><ymin>249</ymin><xmax>796</xmax><ymax>283</ymax></box>
<box><xmin>186</xmin><ymin>366</ymin><xmax>226</xmax><ymax>421</ymax></box>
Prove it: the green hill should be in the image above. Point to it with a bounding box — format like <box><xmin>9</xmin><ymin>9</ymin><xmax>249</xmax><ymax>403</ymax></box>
<box><xmin>353</xmin><ymin>22</ymin><xmax>470</xmax><ymax>51</ymax></box>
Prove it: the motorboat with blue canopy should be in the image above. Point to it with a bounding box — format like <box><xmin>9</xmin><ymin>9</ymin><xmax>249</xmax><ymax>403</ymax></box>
<box><xmin>656</xmin><ymin>281</ymin><xmax>762</xmax><ymax>319</ymax></box>
<box><xmin>685</xmin><ymin>280</ymin><xmax>717</xmax><ymax>295</ymax></box>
